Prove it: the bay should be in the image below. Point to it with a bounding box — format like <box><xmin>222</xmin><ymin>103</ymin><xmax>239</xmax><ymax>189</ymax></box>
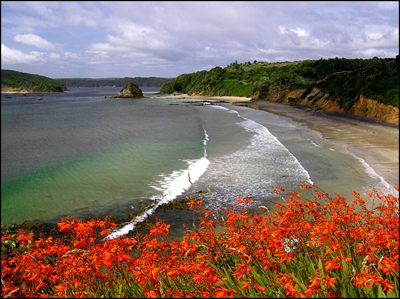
<box><xmin>1</xmin><ymin>87</ymin><xmax>394</xmax><ymax>233</ymax></box>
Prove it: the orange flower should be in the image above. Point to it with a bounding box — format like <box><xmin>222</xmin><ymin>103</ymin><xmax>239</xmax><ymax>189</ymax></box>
<box><xmin>380</xmin><ymin>279</ymin><xmax>395</xmax><ymax>292</ymax></box>
<box><xmin>150</xmin><ymin>220</ymin><xmax>170</xmax><ymax>236</ymax></box>
<box><xmin>324</xmin><ymin>275</ymin><xmax>337</xmax><ymax>289</ymax></box>
<box><xmin>254</xmin><ymin>284</ymin><xmax>267</xmax><ymax>294</ymax></box>
<box><xmin>241</xmin><ymin>281</ymin><xmax>251</xmax><ymax>290</ymax></box>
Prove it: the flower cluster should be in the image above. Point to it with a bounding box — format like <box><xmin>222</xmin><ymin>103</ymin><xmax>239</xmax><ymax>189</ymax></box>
<box><xmin>1</xmin><ymin>183</ymin><xmax>399</xmax><ymax>298</ymax></box>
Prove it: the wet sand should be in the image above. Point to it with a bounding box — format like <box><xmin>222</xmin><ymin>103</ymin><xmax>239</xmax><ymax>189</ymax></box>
<box><xmin>161</xmin><ymin>93</ymin><xmax>252</xmax><ymax>102</ymax></box>
<box><xmin>238</xmin><ymin>100</ymin><xmax>399</xmax><ymax>189</ymax></box>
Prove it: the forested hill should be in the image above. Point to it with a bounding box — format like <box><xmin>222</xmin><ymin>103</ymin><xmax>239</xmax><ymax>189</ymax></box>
<box><xmin>57</xmin><ymin>77</ymin><xmax>172</xmax><ymax>87</ymax></box>
<box><xmin>1</xmin><ymin>69</ymin><xmax>66</xmax><ymax>93</ymax></box>
<box><xmin>160</xmin><ymin>56</ymin><xmax>399</xmax><ymax>122</ymax></box>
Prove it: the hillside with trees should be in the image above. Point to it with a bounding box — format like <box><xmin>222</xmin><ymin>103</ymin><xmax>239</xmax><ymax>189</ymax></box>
<box><xmin>1</xmin><ymin>69</ymin><xmax>66</xmax><ymax>93</ymax></box>
<box><xmin>160</xmin><ymin>56</ymin><xmax>399</xmax><ymax>122</ymax></box>
<box><xmin>57</xmin><ymin>77</ymin><xmax>172</xmax><ymax>88</ymax></box>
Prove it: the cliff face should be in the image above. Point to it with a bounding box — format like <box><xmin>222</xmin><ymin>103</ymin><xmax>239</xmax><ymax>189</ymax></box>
<box><xmin>349</xmin><ymin>95</ymin><xmax>399</xmax><ymax>124</ymax></box>
<box><xmin>255</xmin><ymin>87</ymin><xmax>399</xmax><ymax>124</ymax></box>
<box><xmin>118</xmin><ymin>82</ymin><xmax>143</xmax><ymax>98</ymax></box>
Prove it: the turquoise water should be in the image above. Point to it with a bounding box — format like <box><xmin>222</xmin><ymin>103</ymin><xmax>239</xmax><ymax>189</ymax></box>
<box><xmin>1</xmin><ymin>139</ymin><xmax>200</xmax><ymax>223</ymax></box>
<box><xmin>1</xmin><ymin>87</ymin><xmax>394</xmax><ymax>231</ymax></box>
<box><xmin>1</xmin><ymin>88</ymin><xmax>205</xmax><ymax>224</ymax></box>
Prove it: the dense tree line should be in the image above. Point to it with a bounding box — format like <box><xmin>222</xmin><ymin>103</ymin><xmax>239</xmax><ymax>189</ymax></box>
<box><xmin>161</xmin><ymin>56</ymin><xmax>399</xmax><ymax>109</ymax></box>
<box><xmin>1</xmin><ymin>69</ymin><xmax>66</xmax><ymax>93</ymax></box>
<box><xmin>57</xmin><ymin>77</ymin><xmax>172</xmax><ymax>87</ymax></box>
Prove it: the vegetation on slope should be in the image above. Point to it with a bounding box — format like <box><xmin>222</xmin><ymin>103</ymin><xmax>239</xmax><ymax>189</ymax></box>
<box><xmin>161</xmin><ymin>56</ymin><xmax>399</xmax><ymax>110</ymax></box>
<box><xmin>1</xmin><ymin>69</ymin><xmax>66</xmax><ymax>93</ymax></box>
<box><xmin>118</xmin><ymin>82</ymin><xmax>143</xmax><ymax>98</ymax></box>
<box><xmin>57</xmin><ymin>77</ymin><xmax>172</xmax><ymax>88</ymax></box>
<box><xmin>2</xmin><ymin>183</ymin><xmax>399</xmax><ymax>298</ymax></box>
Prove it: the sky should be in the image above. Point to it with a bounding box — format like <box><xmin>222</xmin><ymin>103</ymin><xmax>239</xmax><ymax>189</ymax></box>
<box><xmin>1</xmin><ymin>1</ymin><xmax>399</xmax><ymax>78</ymax></box>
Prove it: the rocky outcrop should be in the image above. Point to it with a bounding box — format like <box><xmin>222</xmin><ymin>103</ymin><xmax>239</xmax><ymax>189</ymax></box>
<box><xmin>256</xmin><ymin>87</ymin><xmax>399</xmax><ymax>124</ymax></box>
<box><xmin>118</xmin><ymin>82</ymin><xmax>143</xmax><ymax>98</ymax></box>
<box><xmin>349</xmin><ymin>95</ymin><xmax>399</xmax><ymax>124</ymax></box>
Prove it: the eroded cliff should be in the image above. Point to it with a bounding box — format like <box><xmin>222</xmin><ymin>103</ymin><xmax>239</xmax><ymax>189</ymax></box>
<box><xmin>255</xmin><ymin>87</ymin><xmax>399</xmax><ymax>124</ymax></box>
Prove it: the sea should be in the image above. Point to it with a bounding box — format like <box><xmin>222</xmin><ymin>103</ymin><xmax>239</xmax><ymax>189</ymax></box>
<box><xmin>1</xmin><ymin>87</ymin><xmax>396</xmax><ymax>237</ymax></box>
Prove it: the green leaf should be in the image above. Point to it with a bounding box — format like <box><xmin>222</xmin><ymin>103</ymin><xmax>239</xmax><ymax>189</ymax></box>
<box><xmin>387</xmin><ymin>289</ymin><xmax>396</xmax><ymax>298</ymax></box>
<box><xmin>377</xmin><ymin>284</ymin><xmax>385</xmax><ymax>298</ymax></box>
<box><xmin>341</xmin><ymin>259</ymin><xmax>349</xmax><ymax>275</ymax></box>
<box><xmin>251</xmin><ymin>267</ymin><xmax>269</xmax><ymax>286</ymax></box>
<box><xmin>4</xmin><ymin>240</ymin><xmax>16</xmax><ymax>248</ymax></box>
<box><xmin>317</xmin><ymin>258</ymin><xmax>323</xmax><ymax>272</ymax></box>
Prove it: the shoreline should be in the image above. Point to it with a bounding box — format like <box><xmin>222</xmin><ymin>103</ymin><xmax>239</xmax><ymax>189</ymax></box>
<box><xmin>159</xmin><ymin>92</ymin><xmax>252</xmax><ymax>103</ymax></box>
<box><xmin>1</xmin><ymin>91</ymin><xmax>64</xmax><ymax>96</ymax></box>
<box><xmin>238</xmin><ymin>100</ymin><xmax>399</xmax><ymax>189</ymax></box>
<box><xmin>163</xmin><ymin>93</ymin><xmax>399</xmax><ymax>189</ymax></box>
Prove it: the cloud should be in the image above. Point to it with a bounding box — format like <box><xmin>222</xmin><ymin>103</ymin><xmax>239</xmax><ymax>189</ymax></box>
<box><xmin>1</xmin><ymin>44</ymin><xmax>43</xmax><ymax>65</ymax></box>
<box><xmin>1</xmin><ymin>1</ymin><xmax>398</xmax><ymax>78</ymax></box>
<box><xmin>14</xmin><ymin>33</ymin><xmax>58</xmax><ymax>52</ymax></box>
<box><xmin>64</xmin><ymin>52</ymin><xmax>82</xmax><ymax>61</ymax></box>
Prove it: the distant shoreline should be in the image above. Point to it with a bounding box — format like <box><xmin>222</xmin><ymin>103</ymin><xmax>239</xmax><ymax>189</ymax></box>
<box><xmin>158</xmin><ymin>92</ymin><xmax>253</xmax><ymax>103</ymax></box>
<box><xmin>1</xmin><ymin>91</ymin><xmax>64</xmax><ymax>95</ymax></box>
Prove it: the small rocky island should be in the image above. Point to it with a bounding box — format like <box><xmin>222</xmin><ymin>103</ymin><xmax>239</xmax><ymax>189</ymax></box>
<box><xmin>117</xmin><ymin>82</ymin><xmax>143</xmax><ymax>98</ymax></box>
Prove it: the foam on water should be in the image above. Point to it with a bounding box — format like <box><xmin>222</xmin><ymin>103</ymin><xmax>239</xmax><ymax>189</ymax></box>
<box><xmin>344</xmin><ymin>150</ymin><xmax>398</xmax><ymax>196</ymax></box>
<box><xmin>107</xmin><ymin>128</ymin><xmax>210</xmax><ymax>239</ymax></box>
<box><xmin>210</xmin><ymin>105</ymin><xmax>230</xmax><ymax>111</ymax></box>
<box><xmin>197</xmin><ymin>105</ymin><xmax>313</xmax><ymax>209</ymax></box>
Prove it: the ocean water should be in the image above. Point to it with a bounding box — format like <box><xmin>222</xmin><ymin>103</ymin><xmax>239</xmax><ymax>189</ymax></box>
<box><xmin>1</xmin><ymin>87</ymin><xmax>395</xmax><ymax>236</ymax></box>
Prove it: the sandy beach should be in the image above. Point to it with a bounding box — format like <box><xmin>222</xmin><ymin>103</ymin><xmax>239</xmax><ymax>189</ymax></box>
<box><xmin>239</xmin><ymin>100</ymin><xmax>399</xmax><ymax>189</ymax></box>
<box><xmin>163</xmin><ymin>93</ymin><xmax>399</xmax><ymax>190</ymax></box>
<box><xmin>161</xmin><ymin>92</ymin><xmax>252</xmax><ymax>103</ymax></box>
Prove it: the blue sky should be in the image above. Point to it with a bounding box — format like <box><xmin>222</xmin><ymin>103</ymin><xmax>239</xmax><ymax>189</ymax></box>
<box><xmin>1</xmin><ymin>1</ymin><xmax>399</xmax><ymax>78</ymax></box>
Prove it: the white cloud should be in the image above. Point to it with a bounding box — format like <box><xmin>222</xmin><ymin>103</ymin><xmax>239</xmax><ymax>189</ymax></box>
<box><xmin>279</xmin><ymin>26</ymin><xmax>288</xmax><ymax>35</ymax></box>
<box><xmin>14</xmin><ymin>33</ymin><xmax>58</xmax><ymax>52</ymax></box>
<box><xmin>377</xmin><ymin>1</ymin><xmax>399</xmax><ymax>10</ymax></box>
<box><xmin>355</xmin><ymin>48</ymin><xmax>398</xmax><ymax>58</ymax></box>
<box><xmin>49</xmin><ymin>52</ymin><xmax>61</xmax><ymax>60</ymax></box>
<box><xmin>1</xmin><ymin>2</ymin><xmax>399</xmax><ymax>77</ymax></box>
<box><xmin>291</xmin><ymin>27</ymin><xmax>309</xmax><ymax>38</ymax></box>
<box><xmin>1</xmin><ymin>44</ymin><xmax>43</xmax><ymax>65</ymax></box>
<box><xmin>278</xmin><ymin>26</ymin><xmax>309</xmax><ymax>37</ymax></box>
<box><xmin>85</xmin><ymin>51</ymin><xmax>109</xmax><ymax>59</ymax></box>
<box><xmin>89</xmin><ymin>42</ymin><xmax>130</xmax><ymax>52</ymax></box>
<box><xmin>64</xmin><ymin>52</ymin><xmax>82</xmax><ymax>61</ymax></box>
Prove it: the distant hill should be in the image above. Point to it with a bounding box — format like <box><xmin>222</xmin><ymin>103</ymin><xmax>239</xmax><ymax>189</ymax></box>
<box><xmin>161</xmin><ymin>56</ymin><xmax>399</xmax><ymax>123</ymax></box>
<box><xmin>57</xmin><ymin>77</ymin><xmax>172</xmax><ymax>87</ymax></box>
<box><xmin>1</xmin><ymin>69</ymin><xmax>66</xmax><ymax>93</ymax></box>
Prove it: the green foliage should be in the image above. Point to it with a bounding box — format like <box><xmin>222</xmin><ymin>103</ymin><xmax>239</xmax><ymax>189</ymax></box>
<box><xmin>160</xmin><ymin>56</ymin><xmax>399</xmax><ymax>108</ymax></box>
<box><xmin>57</xmin><ymin>77</ymin><xmax>172</xmax><ymax>87</ymax></box>
<box><xmin>2</xmin><ymin>69</ymin><xmax>66</xmax><ymax>93</ymax></box>
<box><xmin>120</xmin><ymin>82</ymin><xmax>143</xmax><ymax>98</ymax></box>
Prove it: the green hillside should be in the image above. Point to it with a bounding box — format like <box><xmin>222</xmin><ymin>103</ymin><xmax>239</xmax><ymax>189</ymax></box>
<box><xmin>1</xmin><ymin>69</ymin><xmax>66</xmax><ymax>93</ymax></box>
<box><xmin>57</xmin><ymin>77</ymin><xmax>172</xmax><ymax>87</ymax></box>
<box><xmin>161</xmin><ymin>56</ymin><xmax>399</xmax><ymax>109</ymax></box>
